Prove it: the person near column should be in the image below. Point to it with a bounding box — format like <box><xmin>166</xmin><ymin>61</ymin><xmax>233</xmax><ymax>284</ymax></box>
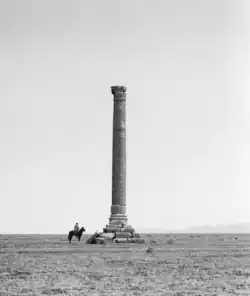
<box><xmin>74</xmin><ymin>222</ymin><xmax>79</xmax><ymax>235</ymax></box>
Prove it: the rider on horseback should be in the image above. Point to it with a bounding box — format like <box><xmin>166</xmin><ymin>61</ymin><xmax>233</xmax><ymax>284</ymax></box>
<box><xmin>74</xmin><ymin>222</ymin><xmax>79</xmax><ymax>235</ymax></box>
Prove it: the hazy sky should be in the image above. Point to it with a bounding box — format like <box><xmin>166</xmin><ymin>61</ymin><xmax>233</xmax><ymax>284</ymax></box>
<box><xmin>1</xmin><ymin>0</ymin><xmax>250</xmax><ymax>234</ymax></box>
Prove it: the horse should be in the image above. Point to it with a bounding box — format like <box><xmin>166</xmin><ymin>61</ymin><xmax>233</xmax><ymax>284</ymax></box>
<box><xmin>68</xmin><ymin>226</ymin><xmax>86</xmax><ymax>243</ymax></box>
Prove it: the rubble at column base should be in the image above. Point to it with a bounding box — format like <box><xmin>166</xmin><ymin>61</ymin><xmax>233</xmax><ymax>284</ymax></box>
<box><xmin>85</xmin><ymin>224</ymin><xmax>144</xmax><ymax>244</ymax></box>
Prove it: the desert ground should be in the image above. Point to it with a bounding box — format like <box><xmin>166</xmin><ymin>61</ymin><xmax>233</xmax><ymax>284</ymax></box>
<box><xmin>0</xmin><ymin>233</ymin><xmax>250</xmax><ymax>295</ymax></box>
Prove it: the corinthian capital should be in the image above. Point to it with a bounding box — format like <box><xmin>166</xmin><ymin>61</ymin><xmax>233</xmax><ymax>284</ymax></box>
<box><xmin>111</xmin><ymin>86</ymin><xmax>127</xmax><ymax>100</ymax></box>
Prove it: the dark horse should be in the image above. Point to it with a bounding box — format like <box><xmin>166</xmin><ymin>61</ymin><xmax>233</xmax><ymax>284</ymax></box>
<box><xmin>68</xmin><ymin>226</ymin><xmax>86</xmax><ymax>243</ymax></box>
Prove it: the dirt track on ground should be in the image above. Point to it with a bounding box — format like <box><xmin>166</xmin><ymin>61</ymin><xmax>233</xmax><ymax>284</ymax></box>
<box><xmin>0</xmin><ymin>233</ymin><xmax>250</xmax><ymax>295</ymax></box>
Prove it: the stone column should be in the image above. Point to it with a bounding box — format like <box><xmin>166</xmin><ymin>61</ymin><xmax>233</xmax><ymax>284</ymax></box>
<box><xmin>109</xmin><ymin>86</ymin><xmax>127</xmax><ymax>225</ymax></box>
<box><xmin>103</xmin><ymin>86</ymin><xmax>129</xmax><ymax>233</ymax></box>
<box><xmin>99</xmin><ymin>86</ymin><xmax>141</xmax><ymax>241</ymax></box>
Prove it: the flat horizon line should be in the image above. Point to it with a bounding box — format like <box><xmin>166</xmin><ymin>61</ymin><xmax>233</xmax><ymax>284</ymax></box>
<box><xmin>1</xmin><ymin>232</ymin><xmax>249</xmax><ymax>236</ymax></box>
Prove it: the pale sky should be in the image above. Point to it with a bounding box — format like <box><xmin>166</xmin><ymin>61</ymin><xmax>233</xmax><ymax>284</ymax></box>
<box><xmin>1</xmin><ymin>0</ymin><xmax>250</xmax><ymax>234</ymax></box>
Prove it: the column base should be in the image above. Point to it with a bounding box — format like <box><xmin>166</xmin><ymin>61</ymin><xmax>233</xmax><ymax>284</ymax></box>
<box><xmin>109</xmin><ymin>214</ymin><xmax>128</xmax><ymax>224</ymax></box>
<box><xmin>101</xmin><ymin>214</ymin><xmax>143</xmax><ymax>242</ymax></box>
<box><xmin>103</xmin><ymin>213</ymin><xmax>128</xmax><ymax>233</ymax></box>
<box><xmin>85</xmin><ymin>215</ymin><xmax>143</xmax><ymax>243</ymax></box>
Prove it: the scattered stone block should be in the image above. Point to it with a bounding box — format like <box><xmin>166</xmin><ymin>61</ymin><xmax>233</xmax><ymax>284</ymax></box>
<box><xmin>85</xmin><ymin>232</ymin><xmax>100</xmax><ymax>244</ymax></box>
<box><xmin>115</xmin><ymin>232</ymin><xmax>132</xmax><ymax>238</ymax></box>
<box><xmin>121</xmin><ymin>227</ymin><xmax>135</xmax><ymax>233</ymax></box>
<box><xmin>113</xmin><ymin>238</ymin><xmax>128</xmax><ymax>243</ymax></box>
<box><xmin>128</xmin><ymin>238</ymin><xmax>145</xmax><ymax>244</ymax></box>
<box><xmin>99</xmin><ymin>232</ymin><xmax>115</xmax><ymax>239</ymax></box>
<box><xmin>131</xmin><ymin>232</ymin><xmax>140</xmax><ymax>238</ymax></box>
<box><xmin>96</xmin><ymin>237</ymin><xmax>105</xmax><ymax>244</ymax></box>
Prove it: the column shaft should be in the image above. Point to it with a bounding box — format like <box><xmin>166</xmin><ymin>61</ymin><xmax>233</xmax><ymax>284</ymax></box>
<box><xmin>112</xmin><ymin>98</ymin><xmax>126</xmax><ymax>206</ymax></box>
<box><xmin>110</xmin><ymin>86</ymin><xmax>127</xmax><ymax>224</ymax></box>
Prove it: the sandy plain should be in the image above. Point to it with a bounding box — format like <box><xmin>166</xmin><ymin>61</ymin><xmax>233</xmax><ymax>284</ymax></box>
<box><xmin>0</xmin><ymin>233</ymin><xmax>250</xmax><ymax>295</ymax></box>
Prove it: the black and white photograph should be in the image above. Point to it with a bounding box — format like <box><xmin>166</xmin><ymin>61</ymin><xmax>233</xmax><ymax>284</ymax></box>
<box><xmin>1</xmin><ymin>0</ymin><xmax>250</xmax><ymax>294</ymax></box>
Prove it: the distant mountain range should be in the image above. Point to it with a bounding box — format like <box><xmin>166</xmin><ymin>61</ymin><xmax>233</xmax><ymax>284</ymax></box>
<box><xmin>182</xmin><ymin>223</ymin><xmax>250</xmax><ymax>233</ymax></box>
<box><xmin>137</xmin><ymin>223</ymin><xmax>250</xmax><ymax>234</ymax></box>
